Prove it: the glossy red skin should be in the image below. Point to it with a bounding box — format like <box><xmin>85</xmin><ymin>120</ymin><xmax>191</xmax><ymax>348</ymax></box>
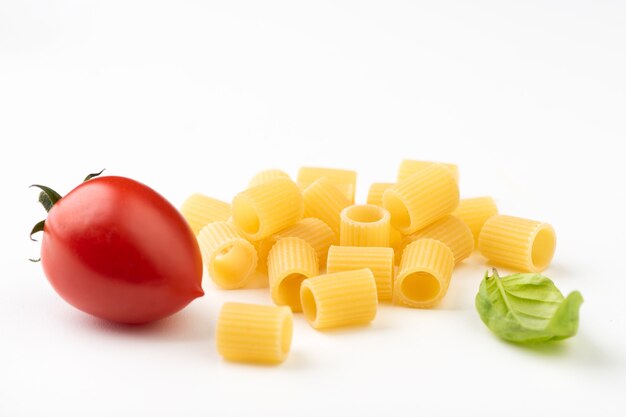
<box><xmin>40</xmin><ymin>176</ymin><xmax>203</xmax><ymax>324</ymax></box>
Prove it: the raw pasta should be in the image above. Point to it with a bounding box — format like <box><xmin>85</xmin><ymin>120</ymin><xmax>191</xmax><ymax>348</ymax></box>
<box><xmin>302</xmin><ymin>177</ymin><xmax>351</xmax><ymax>237</ymax></box>
<box><xmin>367</xmin><ymin>183</ymin><xmax>394</xmax><ymax>207</ymax></box>
<box><xmin>216</xmin><ymin>302</ymin><xmax>293</xmax><ymax>364</ymax></box>
<box><xmin>326</xmin><ymin>245</ymin><xmax>394</xmax><ymax>302</ymax></box>
<box><xmin>297</xmin><ymin>167</ymin><xmax>357</xmax><ymax>203</ymax></box>
<box><xmin>300</xmin><ymin>268</ymin><xmax>378</xmax><ymax>329</ymax></box>
<box><xmin>267</xmin><ymin>237</ymin><xmax>319</xmax><ymax>312</ymax></box>
<box><xmin>232</xmin><ymin>177</ymin><xmax>304</xmax><ymax>240</ymax></box>
<box><xmin>395</xmin><ymin>238</ymin><xmax>454</xmax><ymax>308</ymax></box>
<box><xmin>180</xmin><ymin>193</ymin><xmax>230</xmax><ymax>235</ymax></box>
<box><xmin>452</xmin><ymin>197</ymin><xmax>498</xmax><ymax>244</ymax></box>
<box><xmin>397</xmin><ymin>159</ymin><xmax>459</xmax><ymax>183</ymax></box>
<box><xmin>398</xmin><ymin>215</ymin><xmax>474</xmax><ymax>264</ymax></box>
<box><xmin>478</xmin><ymin>214</ymin><xmax>556</xmax><ymax>272</ymax></box>
<box><xmin>383</xmin><ymin>164</ymin><xmax>459</xmax><ymax>234</ymax></box>
<box><xmin>256</xmin><ymin>217</ymin><xmax>335</xmax><ymax>271</ymax></box>
<box><xmin>248</xmin><ymin>169</ymin><xmax>290</xmax><ymax>188</ymax></box>
<box><xmin>340</xmin><ymin>204</ymin><xmax>391</xmax><ymax>247</ymax></box>
<box><xmin>197</xmin><ymin>221</ymin><xmax>258</xmax><ymax>289</ymax></box>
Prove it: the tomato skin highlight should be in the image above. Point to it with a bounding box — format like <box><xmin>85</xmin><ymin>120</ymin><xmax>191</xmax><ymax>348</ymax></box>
<box><xmin>40</xmin><ymin>176</ymin><xmax>204</xmax><ymax>324</ymax></box>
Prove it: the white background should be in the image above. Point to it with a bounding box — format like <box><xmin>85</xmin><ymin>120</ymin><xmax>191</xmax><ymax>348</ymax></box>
<box><xmin>1</xmin><ymin>1</ymin><xmax>625</xmax><ymax>416</ymax></box>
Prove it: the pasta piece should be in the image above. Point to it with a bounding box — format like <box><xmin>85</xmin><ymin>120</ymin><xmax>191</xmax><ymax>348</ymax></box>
<box><xmin>395</xmin><ymin>238</ymin><xmax>454</xmax><ymax>308</ymax></box>
<box><xmin>302</xmin><ymin>177</ymin><xmax>351</xmax><ymax>237</ymax></box>
<box><xmin>397</xmin><ymin>159</ymin><xmax>459</xmax><ymax>183</ymax></box>
<box><xmin>232</xmin><ymin>177</ymin><xmax>304</xmax><ymax>240</ymax></box>
<box><xmin>256</xmin><ymin>218</ymin><xmax>335</xmax><ymax>271</ymax></box>
<box><xmin>478</xmin><ymin>215</ymin><xmax>556</xmax><ymax>272</ymax></box>
<box><xmin>398</xmin><ymin>215</ymin><xmax>474</xmax><ymax>265</ymax></box>
<box><xmin>326</xmin><ymin>245</ymin><xmax>394</xmax><ymax>302</ymax></box>
<box><xmin>216</xmin><ymin>302</ymin><xmax>293</xmax><ymax>365</ymax></box>
<box><xmin>180</xmin><ymin>193</ymin><xmax>230</xmax><ymax>235</ymax></box>
<box><xmin>248</xmin><ymin>169</ymin><xmax>290</xmax><ymax>188</ymax></box>
<box><xmin>340</xmin><ymin>204</ymin><xmax>391</xmax><ymax>247</ymax></box>
<box><xmin>197</xmin><ymin>221</ymin><xmax>258</xmax><ymax>289</ymax></box>
<box><xmin>452</xmin><ymin>197</ymin><xmax>498</xmax><ymax>244</ymax></box>
<box><xmin>300</xmin><ymin>268</ymin><xmax>378</xmax><ymax>329</ymax></box>
<box><xmin>367</xmin><ymin>183</ymin><xmax>395</xmax><ymax>207</ymax></box>
<box><xmin>389</xmin><ymin>226</ymin><xmax>403</xmax><ymax>259</ymax></box>
<box><xmin>383</xmin><ymin>164</ymin><xmax>459</xmax><ymax>234</ymax></box>
<box><xmin>297</xmin><ymin>167</ymin><xmax>357</xmax><ymax>203</ymax></box>
<box><xmin>267</xmin><ymin>237</ymin><xmax>319</xmax><ymax>312</ymax></box>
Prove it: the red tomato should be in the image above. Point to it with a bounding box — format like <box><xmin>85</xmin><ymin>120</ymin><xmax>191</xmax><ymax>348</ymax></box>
<box><xmin>37</xmin><ymin>176</ymin><xmax>203</xmax><ymax>324</ymax></box>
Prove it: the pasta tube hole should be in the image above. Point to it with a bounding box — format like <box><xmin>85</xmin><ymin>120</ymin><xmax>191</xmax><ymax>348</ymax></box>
<box><xmin>213</xmin><ymin>243</ymin><xmax>255</xmax><ymax>283</ymax></box>
<box><xmin>531</xmin><ymin>227</ymin><xmax>556</xmax><ymax>271</ymax></box>
<box><xmin>384</xmin><ymin>192</ymin><xmax>410</xmax><ymax>230</ymax></box>
<box><xmin>400</xmin><ymin>272</ymin><xmax>441</xmax><ymax>303</ymax></box>
<box><xmin>345</xmin><ymin>204</ymin><xmax>386</xmax><ymax>223</ymax></box>
<box><xmin>301</xmin><ymin>286</ymin><xmax>317</xmax><ymax>324</ymax></box>
<box><xmin>232</xmin><ymin>198</ymin><xmax>260</xmax><ymax>235</ymax></box>
<box><xmin>277</xmin><ymin>273</ymin><xmax>307</xmax><ymax>310</ymax></box>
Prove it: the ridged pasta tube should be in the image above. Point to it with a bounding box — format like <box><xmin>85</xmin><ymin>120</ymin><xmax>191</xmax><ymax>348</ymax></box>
<box><xmin>478</xmin><ymin>215</ymin><xmax>556</xmax><ymax>272</ymax></box>
<box><xmin>256</xmin><ymin>218</ymin><xmax>335</xmax><ymax>271</ymax></box>
<box><xmin>340</xmin><ymin>204</ymin><xmax>391</xmax><ymax>247</ymax></box>
<box><xmin>297</xmin><ymin>167</ymin><xmax>357</xmax><ymax>203</ymax></box>
<box><xmin>267</xmin><ymin>237</ymin><xmax>319</xmax><ymax>312</ymax></box>
<box><xmin>180</xmin><ymin>193</ymin><xmax>230</xmax><ymax>235</ymax></box>
<box><xmin>326</xmin><ymin>245</ymin><xmax>394</xmax><ymax>302</ymax></box>
<box><xmin>396</xmin><ymin>238</ymin><xmax>454</xmax><ymax>308</ymax></box>
<box><xmin>398</xmin><ymin>215</ymin><xmax>474</xmax><ymax>265</ymax></box>
<box><xmin>197</xmin><ymin>222</ymin><xmax>258</xmax><ymax>289</ymax></box>
<box><xmin>302</xmin><ymin>177</ymin><xmax>351</xmax><ymax>237</ymax></box>
<box><xmin>367</xmin><ymin>183</ymin><xmax>394</xmax><ymax>207</ymax></box>
<box><xmin>452</xmin><ymin>197</ymin><xmax>498</xmax><ymax>244</ymax></box>
<box><xmin>248</xmin><ymin>169</ymin><xmax>290</xmax><ymax>188</ymax></box>
<box><xmin>397</xmin><ymin>159</ymin><xmax>459</xmax><ymax>183</ymax></box>
<box><xmin>383</xmin><ymin>164</ymin><xmax>459</xmax><ymax>234</ymax></box>
<box><xmin>300</xmin><ymin>268</ymin><xmax>378</xmax><ymax>329</ymax></box>
<box><xmin>216</xmin><ymin>303</ymin><xmax>293</xmax><ymax>365</ymax></box>
<box><xmin>232</xmin><ymin>177</ymin><xmax>304</xmax><ymax>240</ymax></box>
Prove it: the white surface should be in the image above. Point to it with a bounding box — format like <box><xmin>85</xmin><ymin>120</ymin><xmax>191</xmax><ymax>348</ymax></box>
<box><xmin>1</xmin><ymin>1</ymin><xmax>625</xmax><ymax>416</ymax></box>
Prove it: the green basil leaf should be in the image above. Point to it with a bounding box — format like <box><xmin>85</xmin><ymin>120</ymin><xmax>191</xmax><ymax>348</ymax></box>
<box><xmin>475</xmin><ymin>269</ymin><xmax>583</xmax><ymax>343</ymax></box>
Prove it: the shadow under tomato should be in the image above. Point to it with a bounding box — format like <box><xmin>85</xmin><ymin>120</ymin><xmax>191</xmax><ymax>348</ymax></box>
<box><xmin>75</xmin><ymin>305</ymin><xmax>212</xmax><ymax>343</ymax></box>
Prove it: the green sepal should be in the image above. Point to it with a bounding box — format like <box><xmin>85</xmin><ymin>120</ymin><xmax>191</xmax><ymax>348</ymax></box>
<box><xmin>83</xmin><ymin>169</ymin><xmax>105</xmax><ymax>182</ymax></box>
<box><xmin>30</xmin><ymin>184</ymin><xmax>62</xmax><ymax>213</ymax></box>
<box><xmin>30</xmin><ymin>219</ymin><xmax>46</xmax><ymax>241</ymax></box>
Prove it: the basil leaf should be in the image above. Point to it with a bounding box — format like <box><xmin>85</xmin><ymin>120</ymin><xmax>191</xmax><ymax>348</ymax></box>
<box><xmin>475</xmin><ymin>269</ymin><xmax>583</xmax><ymax>343</ymax></box>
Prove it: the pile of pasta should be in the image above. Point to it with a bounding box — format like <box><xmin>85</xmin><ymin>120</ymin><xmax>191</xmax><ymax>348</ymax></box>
<box><xmin>181</xmin><ymin>160</ymin><xmax>556</xmax><ymax>365</ymax></box>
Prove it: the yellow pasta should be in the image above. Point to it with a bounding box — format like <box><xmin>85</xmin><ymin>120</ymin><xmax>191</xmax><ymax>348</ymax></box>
<box><xmin>478</xmin><ymin>215</ymin><xmax>556</xmax><ymax>272</ymax></box>
<box><xmin>340</xmin><ymin>204</ymin><xmax>391</xmax><ymax>247</ymax></box>
<box><xmin>248</xmin><ymin>169</ymin><xmax>290</xmax><ymax>188</ymax></box>
<box><xmin>216</xmin><ymin>302</ymin><xmax>293</xmax><ymax>365</ymax></box>
<box><xmin>232</xmin><ymin>177</ymin><xmax>304</xmax><ymax>240</ymax></box>
<box><xmin>395</xmin><ymin>238</ymin><xmax>454</xmax><ymax>308</ymax></box>
<box><xmin>398</xmin><ymin>215</ymin><xmax>474</xmax><ymax>265</ymax></box>
<box><xmin>180</xmin><ymin>193</ymin><xmax>231</xmax><ymax>235</ymax></box>
<box><xmin>383</xmin><ymin>163</ymin><xmax>459</xmax><ymax>234</ymax></box>
<box><xmin>267</xmin><ymin>237</ymin><xmax>319</xmax><ymax>312</ymax></box>
<box><xmin>255</xmin><ymin>218</ymin><xmax>335</xmax><ymax>271</ymax></box>
<box><xmin>452</xmin><ymin>197</ymin><xmax>498</xmax><ymax>244</ymax></box>
<box><xmin>297</xmin><ymin>167</ymin><xmax>357</xmax><ymax>203</ymax></box>
<box><xmin>326</xmin><ymin>245</ymin><xmax>394</xmax><ymax>302</ymax></box>
<box><xmin>389</xmin><ymin>226</ymin><xmax>404</xmax><ymax>262</ymax></box>
<box><xmin>302</xmin><ymin>177</ymin><xmax>351</xmax><ymax>237</ymax></box>
<box><xmin>367</xmin><ymin>182</ymin><xmax>395</xmax><ymax>207</ymax></box>
<box><xmin>300</xmin><ymin>268</ymin><xmax>378</xmax><ymax>329</ymax></box>
<box><xmin>397</xmin><ymin>159</ymin><xmax>459</xmax><ymax>183</ymax></box>
<box><xmin>197</xmin><ymin>221</ymin><xmax>258</xmax><ymax>289</ymax></box>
